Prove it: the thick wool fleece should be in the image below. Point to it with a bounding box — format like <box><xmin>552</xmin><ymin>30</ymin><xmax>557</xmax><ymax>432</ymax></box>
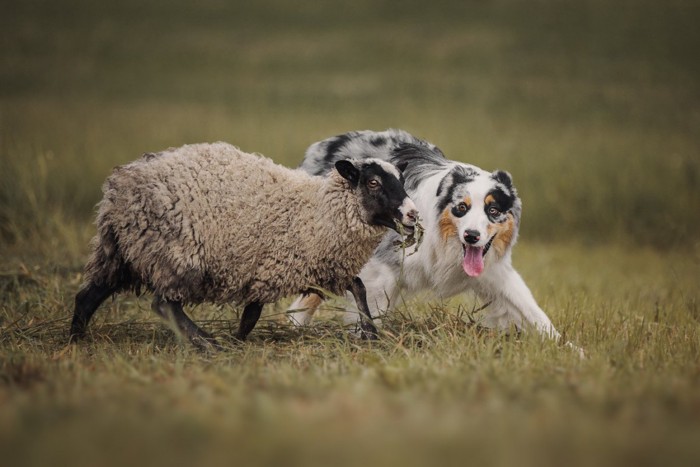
<box><xmin>84</xmin><ymin>142</ymin><xmax>386</xmax><ymax>305</ymax></box>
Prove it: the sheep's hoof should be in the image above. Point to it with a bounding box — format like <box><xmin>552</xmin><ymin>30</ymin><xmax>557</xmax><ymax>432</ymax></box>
<box><xmin>234</xmin><ymin>335</ymin><xmax>252</xmax><ymax>344</ymax></box>
<box><xmin>359</xmin><ymin>323</ymin><xmax>379</xmax><ymax>341</ymax></box>
<box><xmin>190</xmin><ymin>334</ymin><xmax>224</xmax><ymax>353</ymax></box>
<box><xmin>67</xmin><ymin>331</ymin><xmax>85</xmax><ymax>344</ymax></box>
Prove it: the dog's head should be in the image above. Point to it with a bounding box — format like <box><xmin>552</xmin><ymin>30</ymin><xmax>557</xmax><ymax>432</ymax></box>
<box><xmin>435</xmin><ymin>165</ymin><xmax>522</xmax><ymax>277</ymax></box>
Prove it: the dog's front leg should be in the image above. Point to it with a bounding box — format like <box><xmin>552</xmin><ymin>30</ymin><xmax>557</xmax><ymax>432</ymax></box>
<box><xmin>479</xmin><ymin>264</ymin><xmax>560</xmax><ymax>340</ymax></box>
<box><xmin>476</xmin><ymin>268</ymin><xmax>585</xmax><ymax>357</ymax></box>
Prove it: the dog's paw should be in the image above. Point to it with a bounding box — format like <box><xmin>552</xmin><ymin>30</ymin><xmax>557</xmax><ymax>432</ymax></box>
<box><xmin>565</xmin><ymin>341</ymin><xmax>585</xmax><ymax>359</ymax></box>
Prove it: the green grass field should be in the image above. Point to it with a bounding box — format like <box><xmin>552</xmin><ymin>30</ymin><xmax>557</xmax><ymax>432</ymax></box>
<box><xmin>1</xmin><ymin>1</ymin><xmax>699</xmax><ymax>466</ymax></box>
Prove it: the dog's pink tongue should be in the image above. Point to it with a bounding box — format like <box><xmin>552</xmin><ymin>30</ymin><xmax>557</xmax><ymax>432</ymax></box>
<box><xmin>463</xmin><ymin>246</ymin><xmax>484</xmax><ymax>277</ymax></box>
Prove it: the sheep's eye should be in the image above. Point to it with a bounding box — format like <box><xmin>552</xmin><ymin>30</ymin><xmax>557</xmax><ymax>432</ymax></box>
<box><xmin>367</xmin><ymin>179</ymin><xmax>380</xmax><ymax>189</ymax></box>
<box><xmin>452</xmin><ymin>202</ymin><xmax>469</xmax><ymax>218</ymax></box>
<box><xmin>488</xmin><ymin>206</ymin><xmax>501</xmax><ymax>216</ymax></box>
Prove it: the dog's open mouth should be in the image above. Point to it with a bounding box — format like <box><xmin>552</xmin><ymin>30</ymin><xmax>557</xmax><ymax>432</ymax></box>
<box><xmin>462</xmin><ymin>235</ymin><xmax>495</xmax><ymax>277</ymax></box>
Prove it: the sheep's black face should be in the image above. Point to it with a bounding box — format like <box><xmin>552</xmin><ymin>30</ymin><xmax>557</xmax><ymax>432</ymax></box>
<box><xmin>336</xmin><ymin>159</ymin><xmax>418</xmax><ymax>233</ymax></box>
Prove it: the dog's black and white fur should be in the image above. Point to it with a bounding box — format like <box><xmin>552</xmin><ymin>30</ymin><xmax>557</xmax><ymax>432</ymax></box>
<box><xmin>288</xmin><ymin>129</ymin><xmax>561</xmax><ymax>341</ymax></box>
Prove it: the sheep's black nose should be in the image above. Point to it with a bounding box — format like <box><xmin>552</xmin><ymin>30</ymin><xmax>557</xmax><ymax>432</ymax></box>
<box><xmin>463</xmin><ymin>230</ymin><xmax>480</xmax><ymax>245</ymax></box>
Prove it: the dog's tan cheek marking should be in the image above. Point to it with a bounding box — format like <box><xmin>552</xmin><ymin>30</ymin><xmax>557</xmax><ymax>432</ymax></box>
<box><xmin>438</xmin><ymin>208</ymin><xmax>458</xmax><ymax>241</ymax></box>
<box><xmin>491</xmin><ymin>213</ymin><xmax>515</xmax><ymax>258</ymax></box>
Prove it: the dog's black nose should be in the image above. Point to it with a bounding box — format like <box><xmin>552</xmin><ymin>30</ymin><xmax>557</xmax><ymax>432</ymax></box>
<box><xmin>463</xmin><ymin>230</ymin><xmax>480</xmax><ymax>245</ymax></box>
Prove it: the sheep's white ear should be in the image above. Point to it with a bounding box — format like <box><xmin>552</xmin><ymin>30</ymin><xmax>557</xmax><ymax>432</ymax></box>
<box><xmin>335</xmin><ymin>160</ymin><xmax>360</xmax><ymax>187</ymax></box>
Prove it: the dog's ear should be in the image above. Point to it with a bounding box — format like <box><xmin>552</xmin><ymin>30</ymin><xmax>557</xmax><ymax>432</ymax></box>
<box><xmin>492</xmin><ymin>170</ymin><xmax>513</xmax><ymax>189</ymax></box>
<box><xmin>335</xmin><ymin>160</ymin><xmax>360</xmax><ymax>187</ymax></box>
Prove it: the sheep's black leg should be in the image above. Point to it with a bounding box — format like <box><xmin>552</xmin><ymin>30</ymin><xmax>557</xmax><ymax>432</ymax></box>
<box><xmin>236</xmin><ymin>302</ymin><xmax>263</xmax><ymax>341</ymax></box>
<box><xmin>151</xmin><ymin>297</ymin><xmax>219</xmax><ymax>349</ymax></box>
<box><xmin>69</xmin><ymin>282</ymin><xmax>117</xmax><ymax>342</ymax></box>
<box><xmin>348</xmin><ymin>276</ymin><xmax>378</xmax><ymax>340</ymax></box>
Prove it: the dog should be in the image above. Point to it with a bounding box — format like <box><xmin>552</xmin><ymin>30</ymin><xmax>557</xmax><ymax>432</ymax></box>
<box><xmin>288</xmin><ymin>129</ymin><xmax>562</xmax><ymax>341</ymax></box>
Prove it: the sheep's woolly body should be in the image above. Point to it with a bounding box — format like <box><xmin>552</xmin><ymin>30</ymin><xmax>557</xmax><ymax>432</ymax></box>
<box><xmin>85</xmin><ymin>142</ymin><xmax>385</xmax><ymax>305</ymax></box>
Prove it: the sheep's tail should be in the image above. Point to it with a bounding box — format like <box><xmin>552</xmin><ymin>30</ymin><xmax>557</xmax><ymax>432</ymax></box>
<box><xmin>81</xmin><ymin>200</ymin><xmax>139</xmax><ymax>294</ymax></box>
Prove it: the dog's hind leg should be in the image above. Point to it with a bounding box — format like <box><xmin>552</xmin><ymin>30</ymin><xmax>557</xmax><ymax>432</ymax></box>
<box><xmin>287</xmin><ymin>293</ymin><xmax>323</xmax><ymax>326</ymax></box>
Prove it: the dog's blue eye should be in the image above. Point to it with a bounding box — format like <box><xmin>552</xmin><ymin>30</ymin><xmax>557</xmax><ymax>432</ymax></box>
<box><xmin>487</xmin><ymin>206</ymin><xmax>501</xmax><ymax>216</ymax></box>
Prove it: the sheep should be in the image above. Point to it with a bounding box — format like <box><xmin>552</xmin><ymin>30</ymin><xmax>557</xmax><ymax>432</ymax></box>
<box><xmin>69</xmin><ymin>142</ymin><xmax>418</xmax><ymax>347</ymax></box>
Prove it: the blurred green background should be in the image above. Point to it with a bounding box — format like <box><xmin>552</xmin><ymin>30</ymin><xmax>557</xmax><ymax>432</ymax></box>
<box><xmin>2</xmin><ymin>0</ymin><xmax>699</xmax><ymax>252</ymax></box>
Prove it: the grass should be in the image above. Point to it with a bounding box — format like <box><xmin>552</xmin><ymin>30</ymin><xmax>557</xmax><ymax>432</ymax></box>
<box><xmin>1</xmin><ymin>0</ymin><xmax>699</xmax><ymax>466</ymax></box>
<box><xmin>1</xmin><ymin>243</ymin><xmax>699</xmax><ymax>466</ymax></box>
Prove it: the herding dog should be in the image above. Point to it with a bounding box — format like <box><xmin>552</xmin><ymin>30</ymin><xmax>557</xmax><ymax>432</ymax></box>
<box><xmin>288</xmin><ymin>129</ymin><xmax>564</xmax><ymax>342</ymax></box>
